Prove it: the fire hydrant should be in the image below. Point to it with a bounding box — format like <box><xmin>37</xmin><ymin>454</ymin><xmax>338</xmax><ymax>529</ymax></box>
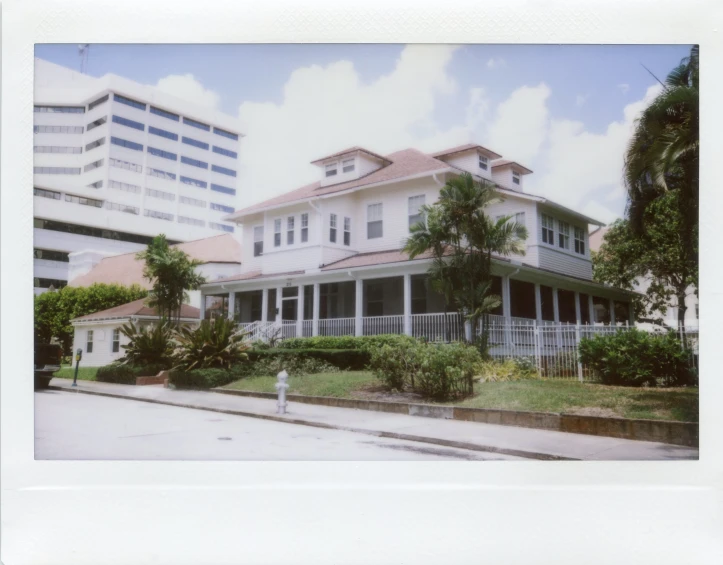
<box><xmin>275</xmin><ymin>370</ymin><xmax>289</xmax><ymax>414</ymax></box>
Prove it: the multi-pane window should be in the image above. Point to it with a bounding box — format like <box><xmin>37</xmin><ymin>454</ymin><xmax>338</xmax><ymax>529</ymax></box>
<box><xmin>329</xmin><ymin>214</ymin><xmax>337</xmax><ymax>243</ymax></box>
<box><xmin>180</xmin><ymin>176</ymin><xmax>207</xmax><ymax>189</ymax></box>
<box><xmin>88</xmin><ymin>94</ymin><xmax>109</xmax><ymax>111</ymax></box>
<box><xmin>181</xmin><ymin>156</ymin><xmax>208</xmax><ymax>169</ymax></box>
<box><xmin>34</xmin><ymin>106</ymin><xmax>85</xmax><ymax>113</ymax></box>
<box><xmin>33</xmin><ymin>219</ymin><xmax>167</xmax><ymax>246</ymax></box>
<box><xmin>146</xmin><ymin>188</ymin><xmax>175</xmax><ymax>201</ymax></box>
<box><xmin>408</xmin><ymin>195</ymin><xmax>425</xmax><ymax>230</ymax></box>
<box><xmin>213</xmin><ymin>127</ymin><xmax>238</xmax><ymax>141</ymax></box>
<box><xmin>574</xmin><ymin>227</ymin><xmax>586</xmax><ymax>255</ymax></box>
<box><xmin>541</xmin><ymin>214</ymin><xmax>555</xmax><ymax>245</ymax></box>
<box><xmin>86</xmin><ymin>330</ymin><xmax>94</xmax><ymax>354</ymax></box>
<box><xmin>83</xmin><ymin>159</ymin><xmax>104</xmax><ymax>172</ymax></box>
<box><xmin>34</xmin><ymin>187</ymin><xmax>61</xmax><ymax>200</ymax></box>
<box><xmin>367</xmin><ymin>203</ymin><xmax>383</xmax><ymax>239</ymax></box>
<box><xmin>34</xmin><ymin>167</ymin><xmax>81</xmax><ymax>175</ymax></box>
<box><xmin>343</xmin><ymin>217</ymin><xmax>351</xmax><ymax>246</ymax></box>
<box><xmin>178</xmin><ymin>216</ymin><xmax>205</xmax><ymax>227</ymax></box>
<box><xmin>109</xmin><ymin>158</ymin><xmax>142</xmax><ymax>173</ymax></box>
<box><xmin>557</xmin><ymin>220</ymin><xmax>570</xmax><ymax>250</ymax></box>
<box><xmin>87</xmin><ymin>116</ymin><xmax>107</xmax><ymax>131</ymax></box>
<box><xmin>150</xmin><ymin>106</ymin><xmax>179</xmax><ymax>121</ymax></box>
<box><xmin>148</xmin><ymin>126</ymin><xmax>178</xmax><ymax>141</ymax></box>
<box><xmin>110</xmin><ymin>137</ymin><xmax>143</xmax><ymax>151</ymax></box>
<box><xmin>512</xmin><ymin>171</ymin><xmax>521</xmax><ymax>185</ymax></box>
<box><xmin>34</xmin><ymin>277</ymin><xmax>67</xmax><ymax>289</ymax></box>
<box><xmin>182</xmin><ymin>136</ymin><xmax>209</xmax><ymax>150</ymax></box>
<box><xmin>274</xmin><ymin>219</ymin><xmax>282</xmax><ymax>247</ymax></box>
<box><xmin>210</xmin><ymin>203</ymin><xmax>234</xmax><ymax>213</ymax></box>
<box><xmin>479</xmin><ymin>155</ymin><xmax>489</xmax><ymax>171</ymax></box>
<box><xmin>34</xmin><ymin>249</ymin><xmax>70</xmax><ymax>262</ymax></box>
<box><xmin>342</xmin><ymin>159</ymin><xmax>355</xmax><ymax>173</ymax></box>
<box><xmin>34</xmin><ymin>145</ymin><xmax>83</xmax><ymax>154</ymax></box>
<box><xmin>183</xmin><ymin>117</ymin><xmax>210</xmax><ymax>131</ymax></box>
<box><xmin>148</xmin><ymin>147</ymin><xmax>177</xmax><ymax>161</ymax></box>
<box><xmin>106</xmin><ymin>201</ymin><xmax>140</xmax><ymax>215</ymax></box>
<box><xmin>253</xmin><ymin>226</ymin><xmax>264</xmax><ymax>257</ymax></box>
<box><xmin>212</xmin><ymin>146</ymin><xmax>238</xmax><ymax>159</ymax></box>
<box><xmin>147</xmin><ymin>168</ymin><xmax>177</xmax><ymax>181</ymax></box>
<box><xmin>325</xmin><ymin>163</ymin><xmax>337</xmax><ymax>177</ymax></box>
<box><xmin>180</xmin><ymin>195</ymin><xmax>206</xmax><ymax>207</ymax></box>
<box><xmin>108</xmin><ymin>180</ymin><xmax>141</xmax><ymax>193</ymax></box>
<box><xmin>112</xmin><ymin>329</ymin><xmax>120</xmax><ymax>353</ymax></box>
<box><xmin>144</xmin><ymin>209</ymin><xmax>174</xmax><ymax>221</ymax></box>
<box><xmin>65</xmin><ymin>194</ymin><xmax>103</xmax><ymax>208</ymax></box>
<box><xmin>210</xmin><ymin>183</ymin><xmax>236</xmax><ymax>195</ymax></box>
<box><xmin>85</xmin><ymin>137</ymin><xmax>105</xmax><ymax>151</ymax></box>
<box><xmin>113</xmin><ymin>94</ymin><xmax>146</xmax><ymax>110</ymax></box>
<box><xmin>211</xmin><ymin>164</ymin><xmax>236</xmax><ymax>177</ymax></box>
<box><xmin>301</xmin><ymin>213</ymin><xmax>309</xmax><ymax>243</ymax></box>
<box><xmin>112</xmin><ymin>115</ymin><xmax>145</xmax><ymax>131</ymax></box>
<box><xmin>287</xmin><ymin>216</ymin><xmax>295</xmax><ymax>245</ymax></box>
<box><xmin>209</xmin><ymin>222</ymin><xmax>234</xmax><ymax>233</ymax></box>
<box><xmin>34</xmin><ymin>125</ymin><xmax>84</xmax><ymax>134</ymax></box>
<box><xmin>87</xmin><ymin>181</ymin><xmax>103</xmax><ymax>189</ymax></box>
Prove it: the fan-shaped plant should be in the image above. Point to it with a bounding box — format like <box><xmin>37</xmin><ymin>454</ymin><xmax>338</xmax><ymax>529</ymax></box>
<box><xmin>118</xmin><ymin>320</ymin><xmax>175</xmax><ymax>367</ymax></box>
<box><xmin>173</xmin><ymin>318</ymin><xmax>250</xmax><ymax>370</ymax></box>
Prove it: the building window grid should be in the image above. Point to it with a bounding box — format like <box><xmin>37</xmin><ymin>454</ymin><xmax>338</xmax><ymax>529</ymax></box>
<box><xmin>210</xmin><ymin>183</ymin><xmax>236</xmax><ymax>196</ymax></box>
<box><xmin>34</xmin><ymin>187</ymin><xmax>61</xmax><ymax>200</ymax></box>
<box><xmin>211</xmin><ymin>164</ymin><xmax>236</xmax><ymax>177</ymax></box>
<box><xmin>148</xmin><ymin>126</ymin><xmax>179</xmax><ymax>141</ymax></box>
<box><xmin>212</xmin><ymin>146</ymin><xmax>238</xmax><ymax>159</ymax></box>
<box><xmin>65</xmin><ymin>194</ymin><xmax>103</xmax><ymax>208</ymax></box>
<box><xmin>113</xmin><ymin>93</ymin><xmax>147</xmax><ymax>111</ymax></box>
<box><xmin>178</xmin><ymin>216</ymin><xmax>205</xmax><ymax>227</ymax></box>
<box><xmin>34</xmin><ymin>125</ymin><xmax>84</xmax><ymax>134</ymax></box>
<box><xmin>181</xmin><ymin>156</ymin><xmax>208</xmax><ymax>169</ymax></box>
<box><xmin>287</xmin><ymin>216</ymin><xmax>295</xmax><ymax>245</ymax></box>
<box><xmin>34</xmin><ymin>277</ymin><xmax>68</xmax><ymax>289</ymax></box>
<box><xmin>110</xmin><ymin>136</ymin><xmax>143</xmax><ymax>151</ymax></box>
<box><xmin>182</xmin><ymin>136</ymin><xmax>209</xmax><ymax>150</ymax></box>
<box><xmin>34</xmin><ymin>218</ymin><xmax>172</xmax><ymax>245</ymax></box>
<box><xmin>146</xmin><ymin>188</ymin><xmax>176</xmax><ymax>201</ymax></box>
<box><xmin>87</xmin><ymin>116</ymin><xmax>107</xmax><ymax>131</ymax></box>
<box><xmin>85</xmin><ymin>137</ymin><xmax>106</xmax><ymax>151</ymax></box>
<box><xmin>253</xmin><ymin>226</ymin><xmax>264</xmax><ymax>257</ymax></box>
<box><xmin>574</xmin><ymin>227</ymin><xmax>586</xmax><ymax>255</ymax></box>
<box><xmin>329</xmin><ymin>213</ymin><xmax>337</xmax><ymax>243</ymax></box>
<box><xmin>109</xmin><ymin>180</ymin><xmax>141</xmax><ymax>194</ymax></box>
<box><xmin>112</xmin><ymin>115</ymin><xmax>145</xmax><ymax>131</ymax></box>
<box><xmin>146</xmin><ymin>167</ymin><xmax>177</xmax><ymax>181</ymax></box>
<box><xmin>179</xmin><ymin>195</ymin><xmax>206</xmax><ymax>208</ymax></box>
<box><xmin>213</xmin><ymin>127</ymin><xmax>239</xmax><ymax>141</ymax></box>
<box><xmin>180</xmin><ymin>176</ymin><xmax>208</xmax><ymax>189</ymax></box>
<box><xmin>183</xmin><ymin>117</ymin><xmax>210</xmax><ymax>131</ymax></box>
<box><xmin>367</xmin><ymin>203</ymin><xmax>383</xmax><ymax>239</ymax></box>
<box><xmin>88</xmin><ymin>94</ymin><xmax>109</xmax><ymax>111</ymax></box>
<box><xmin>34</xmin><ymin>106</ymin><xmax>85</xmax><ymax>114</ymax></box>
<box><xmin>150</xmin><ymin>106</ymin><xmax>180</xmax><ymax>122</ymax></box>
<box><xmin>106</xmin><ymin>201</ymin><xmax>140</xmax><ymax>215</ymax></box>
<box><xmin>109</xmin><ymin>157</ymin><xmax>143</xmax><ymax>173</ymax></box>
<box><xmin>301</xmin><ymin>213</ymin><xmax>309</xmax><ymax>243</ymax></box>
<box><xmin>210</xmin><ymin>203</ymin><xmax>234</xmax><ymax>213</ymax></box>
<box><xmin>557</xmin><ymin>220</ymin><xmax>570</xmax><ymax>250</ymax></box>
<box><xmin>274</xmin><ymin>219</ymin><xmax>282</xmax><ymax>247</ymax></box>
<box><xmin>34</xmin><ymin>166</ymin><xmax>81</xmax><ymax>175</ymax></box>
<box><xmin>147</xmin><ymin>146</ymin><xmax>178</xmax><ymax>161</ymax></box>
<box><xmin>34</xmin><ymin>248</ymin><xmax>70</xmax><ymax>262</ymax></box>
<box><xmin>34</xmin><ymin>146</ymin><xmax>83</xmax><ymax>154</ymax></box>
<box><xmin>343</xmin><ymin>217</ymin><xmax>351</xmax><ymax>246</ymax></box>
<box><xmin>144</xmin><ymin>209</ymin><xmax>174</xmax><ymax>221</ymax></box>
<box><xmin>83</xmin><ymin>159</ymin><xmax>104</xmax><ymax>172</ymax></box>
<box><xmin>209</xmin><ymin>222</ymin><xmax>234</xmax><ymax>233</ymax></box>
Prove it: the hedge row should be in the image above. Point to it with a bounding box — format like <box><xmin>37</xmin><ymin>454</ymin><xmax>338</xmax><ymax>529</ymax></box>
<box><xmin>96</xmin><ymin>362</ymin><xmax>169</xmax><ymax>385</ymax></box>
<box><xmin>169</xmin><ymin>368</ymin><xmax>239</xmax><ymax>390</ymax></box>
<box><xmin>274</xmin><ymin>334</ymin><xmax>415</xmax><ymax>351</ymax></box>
<box><xmin>247</xmin><ymin>348</ymin><xmax>369</xmax><ymax>370</ymax></box>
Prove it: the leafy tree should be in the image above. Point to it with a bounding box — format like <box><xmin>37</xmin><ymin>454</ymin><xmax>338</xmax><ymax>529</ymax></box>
<box><xmin>34</xmin><ymin>283</ymin><xmax>148</xmax><ymax>353</ymax></box>
<box><xmin>624</xmin><ymin>45</ymin><xmax>698</xmax><ymax>290</ymax></box>
<box><xmin>404</xmin><ymin>172</ymin><xmax>528</xmax><ymax>343</ymax></box>
<box><xmin>592</xmin><ymin>191</ymin><xmax>695</xmax><ymax>325</ymax></box>
<box><xmin>136</xmin><ymin>235</ymin><xmax>206</xmax><ymax>325</ymax></box>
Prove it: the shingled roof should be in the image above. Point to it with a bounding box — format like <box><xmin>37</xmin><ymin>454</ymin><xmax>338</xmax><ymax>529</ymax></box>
<box><xmin>72</xmin><ymin>299</ymin><xmax>200</xmax><ymax>322</ymax></box>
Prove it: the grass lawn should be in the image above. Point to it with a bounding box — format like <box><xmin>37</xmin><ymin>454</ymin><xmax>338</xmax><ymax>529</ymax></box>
<box><xmin>224</xmin><ymin>371</ymin><xmax>698</xmax><ymax>423</ymax></box>
<box><xmin>53</xmin><ymin>366</ymin><xmax>98</xmax><ymax>381</ymax></box>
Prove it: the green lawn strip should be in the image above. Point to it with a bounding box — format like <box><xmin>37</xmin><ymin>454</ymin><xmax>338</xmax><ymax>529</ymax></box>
<box><xmin>53</xmin><ymin>366</ymin><xmax>98</xmax><ymax>381</ymax></box>
<box><xmin>222</xmin><ymin>371</ymin><xmax>377</xmax><ymax>398</ymax></box>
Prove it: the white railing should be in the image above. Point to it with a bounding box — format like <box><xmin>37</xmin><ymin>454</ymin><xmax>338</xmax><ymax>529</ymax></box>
<box><xmin>318</xmin><ymin>317</ymin><xmax>356</xmax><ymax>337</ymax></box>
<box><xmin>281</xmin><ymin>320</ymin><xmax>297</xmax><ymax>339</ymax></box>
<box><xmin>412</xmin><ymin>312</ymin><xmax>464</xmax><ymax>342</ymax></box>
<box><xmin>302</xmin><ymin>319</ymin><xmax>314</xmax><ymax>338</ymax></box>
<box><xmin>362</xmin><ymin>315</ymin><xmax>404</xmax><ymax>336</ymax></box>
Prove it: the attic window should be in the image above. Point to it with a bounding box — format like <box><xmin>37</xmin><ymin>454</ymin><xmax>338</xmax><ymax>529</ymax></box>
<box><xmin>342</xmin><ymin>159</ymin><xmax>355</xmax><ymax>173</ymax></box>
<box><xmin>325</xmin><ymin>163</ymin><xmax>338</xmax><ymax>177</ymax></box>
<box><xmin>512</xmin><ymin>171</ymin><xmax>521</xmax><ymax>185</ymax></box>
<box><xmin>479</xmin><ymin>155</ymin><xmax>488</xmax><ymax>171</ymax></box>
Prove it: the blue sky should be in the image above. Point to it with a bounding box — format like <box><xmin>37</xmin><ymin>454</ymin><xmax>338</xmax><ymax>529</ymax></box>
<box><xmin>36</xmin><ymin>43</ymin><xmax>693</xmax><ymax>223</ymax></box>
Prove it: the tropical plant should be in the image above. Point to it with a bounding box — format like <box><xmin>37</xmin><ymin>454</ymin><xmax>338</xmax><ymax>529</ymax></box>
<box><xmin>136</xmin><ymin>234</ymin><xmax>207</xmax><ymax>325</ymax></box>
<box><xmin>173</xmin><ymin>318</ymin><xmax>250</xmax><ymax>370</ymax></box>
<box><xmin>118</xmin><ymin>320</ymin><xmax>175</xmax><ymax>367</ymax></box>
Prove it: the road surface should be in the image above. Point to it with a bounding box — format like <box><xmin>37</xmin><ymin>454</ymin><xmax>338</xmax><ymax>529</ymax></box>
<box><xmin>35</xmin><ymin>390</ymin><xmax>524</xmax><ymax>460</ymax></box>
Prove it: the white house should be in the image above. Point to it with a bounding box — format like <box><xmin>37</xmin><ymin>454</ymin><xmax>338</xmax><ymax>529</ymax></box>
<box><xmin>198</xmin><ymin>142</ymin><xmax>636</xmax><ymax>345</ymax></box>
<box><xmin>70</xmin><ymin>299</ymin><xmax>200</xmax><ymax>367</ymax></box>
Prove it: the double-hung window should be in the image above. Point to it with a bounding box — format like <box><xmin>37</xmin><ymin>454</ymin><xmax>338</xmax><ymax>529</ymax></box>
<box><xmin>512</xmin><ymin>171</ymin><xmax>521</xmax><ymax>185</ymax></box>
<box><xmin>513</xmin><ymin>212</ymin><xmax>525</xmax><ymax>227</ymax></box>
<box><xmin>574</xmin><ymin>227</ymin><xmax>586</xmax><ymax>255</ymax></box>
<box><xmin>342</xmin><ymin>159</ymin><xmax>355</xmax><ymax>173</ymax></box>
<box><xmin>86</xmin><ymin>330</ymin><xmax>94</xmax><ymax>354</ymax></box>
<box><xmin>408</xmin><ymin>195</ymin><xmax>425</xmax><ymax>230</ymax></box>
<box><xmin>253</xmin><ymin>226</ymin><xmax>264</xmax><ymax>257</ymax></box>
<box><xmin>325</xmin><ymin>163</ymin><xmax>337</xmax><ymax>177</ymax></box>
<box><xmin>541</xmin><ymin>214</ymin><xmax>555</xmax><ymax>245</ymax></box>
<box><xmin>367</xmin><ymin>203</ymin><xmax>383</xmax><ymax>239</ymax></box>
<box><xmin>343</xmin><ymin>217</ymin><xmax>351</xmax><ymax>246</ymax></box>
<box><xmin>273</xmin><ymin>219</ymin><xmax>281</xmax><ymax>247</ymax></box>
<box><xmin>287</xmin><ymin>216</ymin><xmax>295</xmax><ymax>245</ymax></box>
<box><xmin>329</xmin><ymin>214</ymin><xmax>337</xmax><ymax>243</ymax></box>
<box><xmin>112</xmin><ymin>329</ymin><xmax>120</xmax><ymax>353</ymax></box>
<box><xmin>479</xmin><ymin>155</ymin><xmax>488</xmax><ymax>171</ymax></box>
<box><xmin>557</xmin><ymin>220</ymin><xmax>570</xmax><ymax>250</ymax></box>
<box><xmin>301</xmin><ymin>213</ymin><xmax>309</xmax><ymax>243</ymax></box>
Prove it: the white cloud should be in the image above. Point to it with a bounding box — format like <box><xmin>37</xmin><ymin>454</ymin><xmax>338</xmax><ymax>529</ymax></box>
<box><xmin>486</xmin><ymin>58</ymin><xmax>506</xmax><ymax>70</ymax></box>
<box><xmin>154</xmin><ymin>73</ymin><xmax>220</xmax><ymax>109</ymax></box>
<box><xmin>576</xmin><ymin>94</ymin><xmax>588</xmax><ymax>107</ymax></box>
<box><xmin>617</xmin><ymin>83</ymin><xmax>630</xmax><ymax>94</ymax></box>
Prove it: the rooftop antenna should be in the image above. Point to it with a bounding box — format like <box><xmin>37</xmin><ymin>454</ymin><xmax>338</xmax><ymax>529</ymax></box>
<box><xmin>78</xmin><ymin>44</ymin><xmax>90</xmax><ymax>74</ymax></box>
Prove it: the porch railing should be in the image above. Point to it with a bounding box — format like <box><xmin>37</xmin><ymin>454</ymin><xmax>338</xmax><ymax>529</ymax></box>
<box><xmin>411</xmin><ymin>312</ymin><xmax>465</xmax><ymax>342</ymax></box>
<box><xmin>318</xmin><ymin>317</ymin><xmax>356</xmax><ymax>337</ymax></box>
<box><xmin>362</xmin><ymin>315</ymin><xmax>404</xmax><ymax>336</ymax></box>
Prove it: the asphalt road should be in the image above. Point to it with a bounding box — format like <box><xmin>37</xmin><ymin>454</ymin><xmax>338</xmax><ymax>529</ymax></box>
<box><xmin>35</xmin><ymin>390</ymin><xmax>524</xmax><ymax>461</ymax></box>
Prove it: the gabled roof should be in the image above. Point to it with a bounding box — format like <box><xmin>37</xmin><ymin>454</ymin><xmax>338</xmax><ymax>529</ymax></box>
<box><xmin>491</xmin><ymin>159</ymin><xmax>533</xmax><ymax>174</ymax></box>
<box><xmin>72</xmin><ymin>298</ymin><xmax>200</xmax><ymax>322</ymax></box>
<box><xmin>429</xmin><ymin>143</ymin><xmax>503</xmax><ymax>160</ymax></box>
<box><xmin>69</xmin><ymin>234</ymin><xmax>241</xmax><ymax>289</ymax></box>
<box><xmin>310</xmin><ymin>146</ymin><xmax>392</xmax><ymax>166</ymax></box>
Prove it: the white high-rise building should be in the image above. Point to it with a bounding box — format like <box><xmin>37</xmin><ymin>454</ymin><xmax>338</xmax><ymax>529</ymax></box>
<box><xmin>33</xmin><ymin>58</ymin><xmax>244</xmax><ymax>294</ymax></box>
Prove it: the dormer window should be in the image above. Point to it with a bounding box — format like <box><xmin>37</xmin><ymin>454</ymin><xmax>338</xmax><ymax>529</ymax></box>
<box><xmin>478</xmin><ymin>155</ymin><xmax>488</xmax><ymax>171</ymax></box>
<box><xmin>512</xmin><ymin>171</ymin><xmax>521</xmax><ymax>185</ymax></box>
<box><xmin>325</xmin><ymin>163</ymin><xmax>338</xmax><ymax>177</ymax></box>
<box><xmin>342</xmin><ymin>159</ymin><xmax>355</xmax><ymax>173</ymax></box>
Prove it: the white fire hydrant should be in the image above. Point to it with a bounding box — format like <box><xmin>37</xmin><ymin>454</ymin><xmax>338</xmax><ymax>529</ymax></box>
<box><xmin>275</xmin><ymin>370</ymin><xmax>289</xmax><ymax>414</ymax></box>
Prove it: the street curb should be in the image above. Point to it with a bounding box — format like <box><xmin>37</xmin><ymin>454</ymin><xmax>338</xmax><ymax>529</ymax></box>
<box><xmin>213</xmin><ymin>388</ymin><xmax>699</xmax><ymax>448</ymax></box>
<box><xmin>47</xmin><ymin>385</ymin><xmax>575</xmax><ymax>461</ymax></box>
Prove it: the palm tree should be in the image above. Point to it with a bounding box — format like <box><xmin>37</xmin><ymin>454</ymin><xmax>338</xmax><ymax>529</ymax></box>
<box><xmin>404</xmin><ymin>172</ymin><xmax>528</xmax><ymax>344</ymax></box>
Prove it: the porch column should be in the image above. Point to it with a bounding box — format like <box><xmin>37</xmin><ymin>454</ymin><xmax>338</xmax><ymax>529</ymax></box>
<box><xmin>588</xmin><ymin>294</ymin><xmax>595</xmax><ymax>325</ymax></box>
<box><xmin>200</xmin><ymin>293</ymin><xmax>207</xmax><ymax>321</ymax></box>
<box><xmin>227</xmin><ymin>291</ymin><xmax>236</xmax><ymax>323</ymax></box>
<box><xmin>296</xmin><ymin>286</ymin><xmax>304</xmax><ymax>337</ymax></box>
<box><xmin>534</xmin><ymin>283</ymin><xmax>542</xmax><ymax>326</ymax></box>
<box><xmin>261</xmin><ymin>289</ymin><xmax>268</xmax><ymax>323</ymax></box>
<box><xmin>609</xmin><ymin>298</ymin><xmax>616</xmax><ymax>326</ymax></box>
<box><xmin>312</xmin><ymin>283</ymin><xmax>320</xmax><ymax>336</ymax></box>
<box><xmin>355</xmin><ymin>278</ymin><xmax>363</xmax><ymax>336</ymax></box>
<box><xmin>403</xmin><ymin>274</ymin><xmax>412</xmax><ymax>336</ymax></box>
<box><xmin>275</xmin><ymin>286</ymin><xmax>282</xmax><ymax>323</ymax></box>
<box><xmin>574</xmin><ymin>291</ymin><xmax>581</xmax><ymax>325</ymax></box>
<box><xmin>552</xmin><ymin>287</ymin><xmax>560</xmax><ymax>323</ymax></box>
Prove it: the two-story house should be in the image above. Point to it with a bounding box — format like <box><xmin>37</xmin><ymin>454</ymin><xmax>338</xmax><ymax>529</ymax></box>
<box><xmin>199</xmin><ymin>143</ymin><xmax>635</xmax><ymax>342</ymax></box>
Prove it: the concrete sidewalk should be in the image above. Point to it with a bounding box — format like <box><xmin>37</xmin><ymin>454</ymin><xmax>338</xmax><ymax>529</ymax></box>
<box><xmin>48</xmin><ymin>379</ymin><xmax>699</xmax><ymax>461</ymax></box>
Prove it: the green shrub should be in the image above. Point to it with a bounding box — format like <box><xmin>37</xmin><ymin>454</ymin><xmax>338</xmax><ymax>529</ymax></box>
<box><xmin>367</xmin><ymin>337</ymin><xmax>423</xmax><ymax>390</ymax></box>
<box><xmin>276</xmin><ymin>334</ymin><xmax>414</xmax><ymax>351</ymax></box>
<box><xmin>96</xmin><ymin>362</ymin><xmax>169</xmax><ymax>384</ymax></box>
<box><xmin>173</xmin><ymin>318</ymin><xmax>250</xmax><ymax>370</ymax></box>
<box><xmin>477</xmin><ymin>358</ymin><xmax>539</xmax><ymax>382</ymax></box>
<box><xmin>416</xmin><ymin>343</ymin><xmax>480</xmax><ymax>400</ymax></box>
<box><xmin>578</xmin><ymin>329</ymin><xmax>696</xmax><ymax>387</ymax></box>
<box><xmin>170</xmin><ymin>368</ymin><xmax>237</xmax><ymax>389</ymax></box>
<box><xmin>247</xmin><ymin>349</ymin><xmax>369</xmax><ymax>371</ymax></box>
<box><xmin>235</xmin><ymin>356</ymin><xmax>339</xmax><ymax>378</ymax></box>
<box><xmin>118</xmin><ymin>320</ymin><xmax>174</xmax><ymax>367</ymax></box>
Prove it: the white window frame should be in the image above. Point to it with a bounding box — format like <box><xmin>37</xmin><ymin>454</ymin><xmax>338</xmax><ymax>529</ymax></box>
<box><xmin>111</xmin><ymin>328</ymin><xmax>120</xmax><ymax>353</ymax></box>
<box><xmin>541</xmin><ymin>214</ymin><xmax>555</xmax><ymax>245</ymax></box>
<box><xmin>273</xmin><ymin>218</ymin><xmax>281</xmax><ymax>247</ymax></box>
<box><xmin>574</xmin><ymin>226</ymin><xmax>586</xmax><ymax>255</ymax></box>
<box><xmin>478</xmin><ymin>154</ymin><xmax>488</xmax><ymax>171</ymax></box>
<box><xmin>300</xmin><ymin>213</ymin><xmax>309</xmax><ymax>243</ymax></box>
<box><xmin>367</xmin><ymin>202</ymin><xmax>383</xmax><ymax>239</ymax></box>
<box><xmin>343</xmin><ymin>216</ymin><xmax>351</xmax><ymax>246</ymax></box>
<box><xmin>557</xmin><ymin>220</ymin><xmax>570</xmax><ymax>250</ymax></box>
<box><xmin>512</xmin><ymin>170</ymin><xmax>521</xmax><ymax>185</ymax></box>
<box><xmin>329</xmin><ymin>213</ymin><xmax>337</xmax><ymax>243</ymax></box>
<box><xmin>287</xmin><ymin>216</ymin><xmax>295</xmax><ymax>245</ymax></box>
<box><xmin>342</xmin><ymin>158</ymin><xmax>355</xmax><ymax>173</ymax></box>
<box><xmin>253</xmin><ymin>225</ymin><xmax>264</xmax><ymax>257</ymax></box>
<box><xmin>86</xmin><ymin>329</ymin><xmax>94</xmax><ymax>353</ymax></box>
<box><xmin>408</xmin><ymin>195</ymin><xmax>426</xmax><ymax>231</ymax></box>
<box><xmin>325</xmin><ymin>162</ymin><xmax>338</xmax><ymax>177</ymax></box>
